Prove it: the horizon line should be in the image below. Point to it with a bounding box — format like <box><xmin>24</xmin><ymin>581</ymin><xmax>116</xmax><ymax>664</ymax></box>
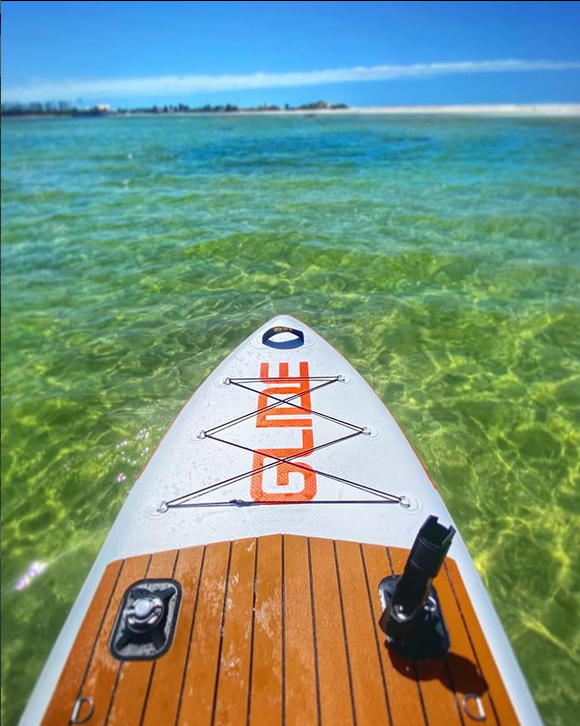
<box><xmin>3</xmin><ymin>59</ymin><xmax>580</xmax><ymax>103</ymax></box>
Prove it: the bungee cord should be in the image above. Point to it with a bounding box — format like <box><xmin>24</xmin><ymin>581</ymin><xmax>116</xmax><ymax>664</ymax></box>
<box><xmin>160</xmin><ymin>375</ymin><xmax>405</xmax><ymax>511</ymax></box>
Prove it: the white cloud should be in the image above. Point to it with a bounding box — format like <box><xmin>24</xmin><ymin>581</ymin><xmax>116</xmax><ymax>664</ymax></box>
<box><xmin>3</xmin><ymin>59</ymin><xmax>580</xmax><ymax>103</ymax></box>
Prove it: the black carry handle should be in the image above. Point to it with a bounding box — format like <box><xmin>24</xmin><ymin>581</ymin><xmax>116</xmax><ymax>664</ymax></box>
<box><xmin>262</xmin><ymin>326</ymin><xmax>305</xmax><ymax>350</ymax></box>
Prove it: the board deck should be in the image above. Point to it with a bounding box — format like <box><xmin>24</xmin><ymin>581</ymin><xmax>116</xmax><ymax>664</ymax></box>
<box><xmin>42</xmin><ymin>536</ymin><xmax>518</xmax><ymax>726</ymax></box>
<box><xmin>21</xmin><ymin>316</ymin><xmax>542</xmax><ymax>725</ymax></box>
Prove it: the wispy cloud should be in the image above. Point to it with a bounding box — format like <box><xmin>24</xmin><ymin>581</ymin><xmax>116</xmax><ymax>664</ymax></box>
<box><xmin>3</xmin><ymin>59</ymin><xmax>580</xmax><ymax>103</ymax></box>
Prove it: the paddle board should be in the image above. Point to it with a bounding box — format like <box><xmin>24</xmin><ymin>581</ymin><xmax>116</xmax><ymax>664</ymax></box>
<box><xmin>20</xmin><ymin>315</ymin><xmax>542</xmax><ymax>725</ymax></box>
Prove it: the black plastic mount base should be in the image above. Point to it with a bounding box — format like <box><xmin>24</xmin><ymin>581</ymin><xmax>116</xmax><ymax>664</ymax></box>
<box><xmin>110</xmin><ymin>579</ymin><xmax>181</xmax><ymax>661</ymax></box>
<box><xmin>378</xmin><ymin>575</ymin><xmax>450</xmax><ymax>660</ymax></box>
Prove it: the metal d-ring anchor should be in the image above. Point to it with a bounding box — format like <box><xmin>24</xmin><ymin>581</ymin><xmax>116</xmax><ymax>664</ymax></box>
<box><xmin>70</xmin><ymin>696</ymin><xmax>94</xmax><ymax>724</ymax></box>
<box><xmin>399</xmin><ymin>495</ymin><xmax>411</xmax><ymax>509</ymax></box>
<box><xmin>462</xmin><ymin>693</ymin><xmax>486</xmax><ymax>721</ymax></box>
<box><xmin>157</xmin><ymin>501</ymin><xmax>169</xmax><ymax>514</ymax></box>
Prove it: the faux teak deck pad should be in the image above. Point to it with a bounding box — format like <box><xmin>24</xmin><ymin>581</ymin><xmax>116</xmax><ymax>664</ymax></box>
<box><xmin>42</xmin><ymin>535</ymin><xmax>518</xmax><ymax>725</ymax></box>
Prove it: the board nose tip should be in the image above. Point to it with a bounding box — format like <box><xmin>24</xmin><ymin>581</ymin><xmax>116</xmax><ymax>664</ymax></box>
<box><xmin>263</xmin><ymin>313</ymin><xmax>307</xmax><ymax>329</ymax></box>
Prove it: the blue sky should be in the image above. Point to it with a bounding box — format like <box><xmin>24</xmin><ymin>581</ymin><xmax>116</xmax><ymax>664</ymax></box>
<box><xmin>2</xmin><ymin>0</ymin><xmax>580</xmax><ymax>107</ymax></box>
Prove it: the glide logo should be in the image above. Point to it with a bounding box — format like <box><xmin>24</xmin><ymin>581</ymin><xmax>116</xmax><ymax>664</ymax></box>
<box><xmin>250</xmin><ymin>362</ymin><xmax>317</xmax><ymax>502</ymax></box>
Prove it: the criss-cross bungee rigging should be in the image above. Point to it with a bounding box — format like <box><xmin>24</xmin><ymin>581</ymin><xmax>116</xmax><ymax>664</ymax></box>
<box><xmin>160</xmin><ymin>374</ymin><xmax>406</xmax><ymax>511</ymax></box>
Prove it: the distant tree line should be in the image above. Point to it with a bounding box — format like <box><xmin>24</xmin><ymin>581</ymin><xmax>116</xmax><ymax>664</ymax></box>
<box><xmin>1</xmin><ymin>100</ymin><xmax>74</xmax><ymax>116</ymax></box>
<box><xmin>1</xmin><ymin>99</ymin><xmax>348</xmax><ymax>117</ymax></box>
<box><xmin>1</xmin><ymin>101</ymin><xmax>111</xmax><ymax>117</ymax></box>
<box><xmin>116</xmin><ymin>100</ymin><xmax>348</xmax><ymax>114</ymax></box>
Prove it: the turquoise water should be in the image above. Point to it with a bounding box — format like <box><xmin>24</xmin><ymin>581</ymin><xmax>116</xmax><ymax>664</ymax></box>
<box><xmin>1</xmin><ymin>114</ymin><xmax>579</xmax><ymax>725</ymax></box>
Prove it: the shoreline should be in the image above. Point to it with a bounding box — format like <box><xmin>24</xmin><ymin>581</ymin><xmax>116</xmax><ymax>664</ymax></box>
<box><xmin>3</xmin><ymin>103</ymin><xmax>580</xmax><ymax>119</ymax></box>
<box><xmin>345</xmin><ymin>103</ymin><xmax>580</xmax><ymax>117</ymax></box>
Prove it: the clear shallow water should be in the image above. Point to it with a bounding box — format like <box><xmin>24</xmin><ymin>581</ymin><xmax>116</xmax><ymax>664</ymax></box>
<box><xmin>1</xmin><ymin>114</ymin><xmax>579</xmax><ymax>725</ymax></box>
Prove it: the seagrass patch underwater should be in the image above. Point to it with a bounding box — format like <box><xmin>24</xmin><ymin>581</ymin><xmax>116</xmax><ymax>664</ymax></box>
<box><xmin>2</xmin><ymin>113</ymin><xmax>579</xmax><ymax>725</ymax></box>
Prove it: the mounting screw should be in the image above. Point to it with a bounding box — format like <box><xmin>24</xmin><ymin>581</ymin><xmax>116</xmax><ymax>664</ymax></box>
<box><xmin>126</xmin><ymin>595</ymin><xmax>165</xmax><ymax>632</ymax></box>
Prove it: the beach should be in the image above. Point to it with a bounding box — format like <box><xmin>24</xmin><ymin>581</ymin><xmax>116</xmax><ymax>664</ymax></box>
<box><xmin>346</xmin><ymin>103</ymin><xmax>580</xmax><ymax>116</ymax></box>
<box><xmin>230</xmin><ymin>103</ymin><xmax>580</xmax><ymax>116</ymax></box>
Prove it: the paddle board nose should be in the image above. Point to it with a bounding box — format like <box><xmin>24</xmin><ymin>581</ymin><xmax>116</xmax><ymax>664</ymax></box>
<box><xmin>19</xmin><ymin>317</ymin><xmax>542</xmax><ymax>726</ymax></box>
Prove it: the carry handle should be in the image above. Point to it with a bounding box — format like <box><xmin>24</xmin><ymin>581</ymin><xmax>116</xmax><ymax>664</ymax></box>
<box><xmin>262</xmin><ymin>326</ymin><xmax>305</xmax><ymax>349</ymax></box>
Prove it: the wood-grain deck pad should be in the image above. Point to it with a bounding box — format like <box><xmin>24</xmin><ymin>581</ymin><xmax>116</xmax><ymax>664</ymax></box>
<box><xmin>41</xmin><ymin>535</ymin><xmax>518</xmax><ymax>725</ymax></box>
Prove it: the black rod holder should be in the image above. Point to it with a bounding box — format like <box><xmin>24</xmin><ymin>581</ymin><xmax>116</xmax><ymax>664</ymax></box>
<box><xmin>379</xmin><ymin>515</ymin><xmax>456</xmax><ymax>660</ymax></box>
